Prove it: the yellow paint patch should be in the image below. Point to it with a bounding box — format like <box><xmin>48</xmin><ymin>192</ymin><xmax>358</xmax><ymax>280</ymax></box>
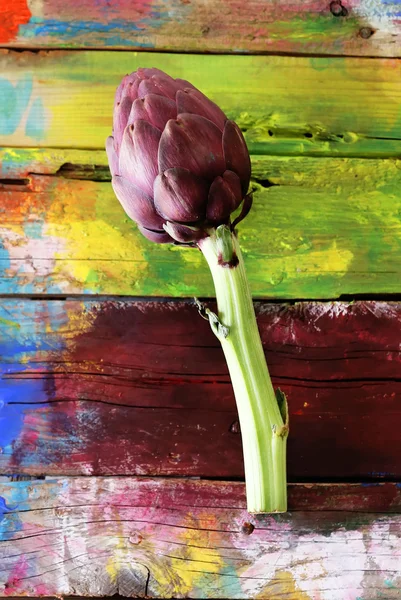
<box><xmin>49</xmin><ymin>220</ymin><xmax>146</xmax><ymax>291</ymax></box>
<box><xmin>250</xmin><ymin>240</ymin><xmax>354</xmax><ymax>290</ymax></box>
<box><xmin>0</xmin><ymin>316</ymin><xmax>20</xmax><ymax>328</ymax></box>
<box><xmin>105</xmin><ymin>532</ymin><xmax>129</xmax><ymax>585</ymax></box>
<box><xmin>305</xmin><ymin>240</ymin><xmax>354</xmax><ymax>274</ymax></box>
<box><xmin>257</xmin><ymin>570</ymin><xmax>312</xmax><ymax>599</ymax></box>
<box><xmin>45</xmin><ymin>178</ymin><xmax>147</xmax><ymax>293</ymax></box>
<box><xmin>167</xmin><ymin>511</ymin><xmax>227</xmax><ymax>595</ymax></box>
<box><xmin>105</xmin><ymin>556</ymin><xmax>119</xmax><ymax>584</ymax></box>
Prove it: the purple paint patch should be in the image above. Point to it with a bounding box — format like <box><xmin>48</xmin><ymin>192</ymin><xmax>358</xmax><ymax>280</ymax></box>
<box><xmin>0</xmin><ymin>496</ymin><xmax>17</xmax><ymax>517</ymax></box>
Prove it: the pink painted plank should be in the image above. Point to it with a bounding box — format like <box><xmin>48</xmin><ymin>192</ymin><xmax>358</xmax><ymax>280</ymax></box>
<box><xmin>2</xmin><ymin>299</ymin><xmax>401</xmax><ymax>480</ymax></box>
<box><xmin>1</xmin><ymin>477</ymin><xmax>401</xmax><ymax>598</ymax></box>
<box><xmin>0</xmin><ymin>0</ymin><xmax>400</xmax><ymax>57</ymax></box>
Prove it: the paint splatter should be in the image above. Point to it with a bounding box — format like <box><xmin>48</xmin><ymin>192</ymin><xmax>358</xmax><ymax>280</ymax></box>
<box><xmin>0</xmin><ymin>0</ymin><xmax>31</xmax><ymax>43</ymax></box>
<box><xmin>21</xmin><ymin>18</ymin><xmax>145</xmax><ymax>46</ymax></box>
<box><xmin>4</xmin><ymin>555</ymin><xmax>28</xmax><ymax>595</ymax></box>
<box><xmin>0</xmin><ymin>74</ymin><xmax>49</xmax><ymax>141</ymax></box>
<box><xmin>0</xmin><ymin>300</ymin><xmax>100</xmax><ymax>471</ymax></box>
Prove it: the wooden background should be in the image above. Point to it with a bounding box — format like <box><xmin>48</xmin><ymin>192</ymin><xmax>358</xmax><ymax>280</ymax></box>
<box><xmin>1</xmin><ymin>1</ymin><xmax>401</xmax><ymax>598</ymax></box>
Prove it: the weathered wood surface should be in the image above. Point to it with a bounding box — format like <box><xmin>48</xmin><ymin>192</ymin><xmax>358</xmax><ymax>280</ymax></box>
<box><xmin>0</xmin><ymin>148</ymin><xmax>108</xmax><ymax>179</ymax></box>
<box><xmin>1</xmin><ymin>477</ymin><xmax>401</xmax><ymax>598</ymax></box>
<box><xmin>1</xmin><ymin>0</ymin><xmax>401</xmax><ymax>57</ymax></box>
<box><xmin>1</xmin><ymin>51</ymin><xmax>401</xmax><ymax>157</ymax></box>
<box><xmin>1</xmin><ymin>154</ymin><xmax>401</xmax><ymax>297</ymax></box>
<box><xmin>2</xmin><ymin>299</ymin><xmax>401</xmax><ymax>480</ymax></box>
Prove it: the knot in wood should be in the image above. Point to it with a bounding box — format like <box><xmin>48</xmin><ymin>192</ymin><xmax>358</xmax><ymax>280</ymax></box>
<box><xmin>359</xmin><ymin>27</ymin><xmax>374</xmax><ymax>39</ymax></box>
<box><xmin>330</xmin><ymin>1</ymin><xmax>348</xmax><ymax>17</ymax></box>
<box><xmin>129</xmin><ymin>532</ymin><xmax>143</xmax><ymax>545</ymax></box>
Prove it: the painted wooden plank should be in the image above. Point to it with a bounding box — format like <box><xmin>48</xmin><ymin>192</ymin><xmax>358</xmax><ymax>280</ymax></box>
<box><xmin>1</xmin><ymin>0</ymin><xmax>401</xmax><ymax>58</ymax></box>
<box><xmin>1</xmin><ymin>51</ymin><xmax>401</xmax><ymax>157</ymax></box>
<box><xmin>1</xmin><ymin>477</ymin><xmax>401</xmax><ymax>598</ymax></box>
<box><xmin>2</xmin><ymin>299</ymin><xmax>401</xmax><ymax>480</ymax></box>
<box><xmin>0</xmin><ymin>148</ymin><xmax>108</xmax><ymax>179</ymax></box>
<box><xmin>1</xmin><ymin>155</ymin><xmax>401</xmax><ymax>297</ymax></box>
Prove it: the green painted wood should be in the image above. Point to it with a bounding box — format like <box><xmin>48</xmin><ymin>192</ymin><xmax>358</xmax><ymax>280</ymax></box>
<box><xmin>1</xmin><ymin>155</ymin><xmax>401</xmax><ymax>297</ymax></box>
<box><xmin>0</xmin><ymin>50</ymin><xmax>401</xmax><ymax>157</ymax></box>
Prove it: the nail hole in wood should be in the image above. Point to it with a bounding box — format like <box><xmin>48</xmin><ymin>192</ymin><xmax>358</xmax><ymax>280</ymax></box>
<box><xmin>229</xmin><ymin>420</ymin><xmax>241</xmax><ymax>434</ymax></box>
<box><xmin>242</xmin><ymin>522</ymin><xmax>255</xmax><ymax>535</ymax></box>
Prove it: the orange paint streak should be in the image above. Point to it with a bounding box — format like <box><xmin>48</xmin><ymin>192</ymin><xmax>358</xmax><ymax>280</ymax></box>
<box><xmin>0</xmin><ymin>0</ymin><xmax>31</xmax><ymax>43</ymax></box>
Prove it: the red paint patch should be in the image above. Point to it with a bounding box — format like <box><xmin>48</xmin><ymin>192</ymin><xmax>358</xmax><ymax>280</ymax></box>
<box><xmin>42</xmin><ymin>0</ymin><xmax>152</xmax><ymax>23</ymax></box>
<box><xmin>4</xmin><ymin>555</ymin><xmax>28</xmax><ymax>595</ymax></box>
<box><xmin>0</xmin><ymin>0</ymin><xmax>31</xmax><ymax>44</ymax></box>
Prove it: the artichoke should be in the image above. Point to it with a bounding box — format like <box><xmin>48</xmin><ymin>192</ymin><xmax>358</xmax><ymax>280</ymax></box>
<box><xmin>106</xmin><ymin>67</ymin><xmax>251</xmax><ymax>244</ymax></box>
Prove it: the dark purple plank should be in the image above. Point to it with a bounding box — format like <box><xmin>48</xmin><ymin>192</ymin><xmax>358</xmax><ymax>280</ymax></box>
<box><xmin>1</xmin><ymin>299</ymin><xmax>401</xmax><ymax>479</ymax></box>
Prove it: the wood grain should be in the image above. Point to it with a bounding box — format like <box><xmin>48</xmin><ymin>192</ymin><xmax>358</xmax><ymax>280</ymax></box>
<box><xmin>1</xmin><ymin>477</ymin><xmax>401</xmax><ymax>598</ymax></box>
<box><xmin>1</xmin><ymin>50</ymin><xmax>401</xmax><ymax>157</ymax></box>
<box><xmin>1</xmin><ymin>154</ymin><xmax>401</xmax><ymax>297</ymax></box>
<box><xmin>1</xmin><ymin>0</ymin><xmax>401</xmax><ymax>57</ymax></box>
<box><xmin>2</xmin><ymin>299</ymin><xmax>401</xmax><ymax>480</ymax></box>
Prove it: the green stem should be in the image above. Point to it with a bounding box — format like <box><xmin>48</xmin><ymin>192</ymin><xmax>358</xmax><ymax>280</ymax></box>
<box><xmin>198</xmin><ymin>225</ymin><xmax>288</xmax><ymax>513</ymax></box>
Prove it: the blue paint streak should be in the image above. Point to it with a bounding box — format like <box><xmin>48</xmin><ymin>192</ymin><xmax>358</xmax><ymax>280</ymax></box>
<box><xmin>0</xmin><ymin>278</ymin><xmax>66</xmax><ymax>295</ymax></box>
<box><xmin>0</xmin><ymin>75</ymin><xmax>32</xmax><ymax>136</ymax></box>
<box><xmin>0</xmin><ymin>301</ymin><xmax>93</xmax><ymax>471</ymax></box>
<box><xmin>19</xmin><ymin>18</ymin><xmax>151</xmax><ymax>47</ymax></box>
<box><xmin>0</xmin><ymin>302</ymin><xmax>66</xmax><ymax>462</ymax></box>
<box><xmin>25</xmin><ymin>97</ymin><xmax>46</xmax><ymax>142</ymax></box>
<box><xmin>0</xmin><ymin>480</ymin><xmax>57</xmax><ymax>541</ymax></box>
<box><xmin>0</xmin><ymin>495</ymin><xmax>21</xmax><ymax>541</ymax></box>
<box><xmin>0</xmin><ymin>496</ymin><xmax>17</xmax><ymax>517</ymax></box>
<box><xmin>0</xmin><ymin>241</ymin><xmax>11</xmax><ymax>274</ymax></box>
<box><xmin>0</xmin><ymin>371</ymin><xmax>46</xmax><ymax>457</ymax></box>
<box><xmin>361</xmin><ymin>482</ymin><xmax>381</xmax><ymax>487</ymax></box>
<box><xmin>377</xmin><ymin>0</ymin><xmax>401</xmax><ymax>14</ymax></box>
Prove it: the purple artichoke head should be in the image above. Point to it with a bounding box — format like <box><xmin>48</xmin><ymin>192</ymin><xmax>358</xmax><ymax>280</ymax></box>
<box><xmin>106</xmin><ymin>67</ymin><xmax>252</xmax><ymax>244</ymax></box>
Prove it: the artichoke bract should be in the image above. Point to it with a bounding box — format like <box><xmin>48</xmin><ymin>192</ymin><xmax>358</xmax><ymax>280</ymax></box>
<box><xmin>106</xmin><ymin>68</ymin><xmax>288</xmax><ymax>514</ymax></box>
<box><xmin>106</xmin><ymin>67</ymin><xmax>251</xmax><ymax>244</ymax></box>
